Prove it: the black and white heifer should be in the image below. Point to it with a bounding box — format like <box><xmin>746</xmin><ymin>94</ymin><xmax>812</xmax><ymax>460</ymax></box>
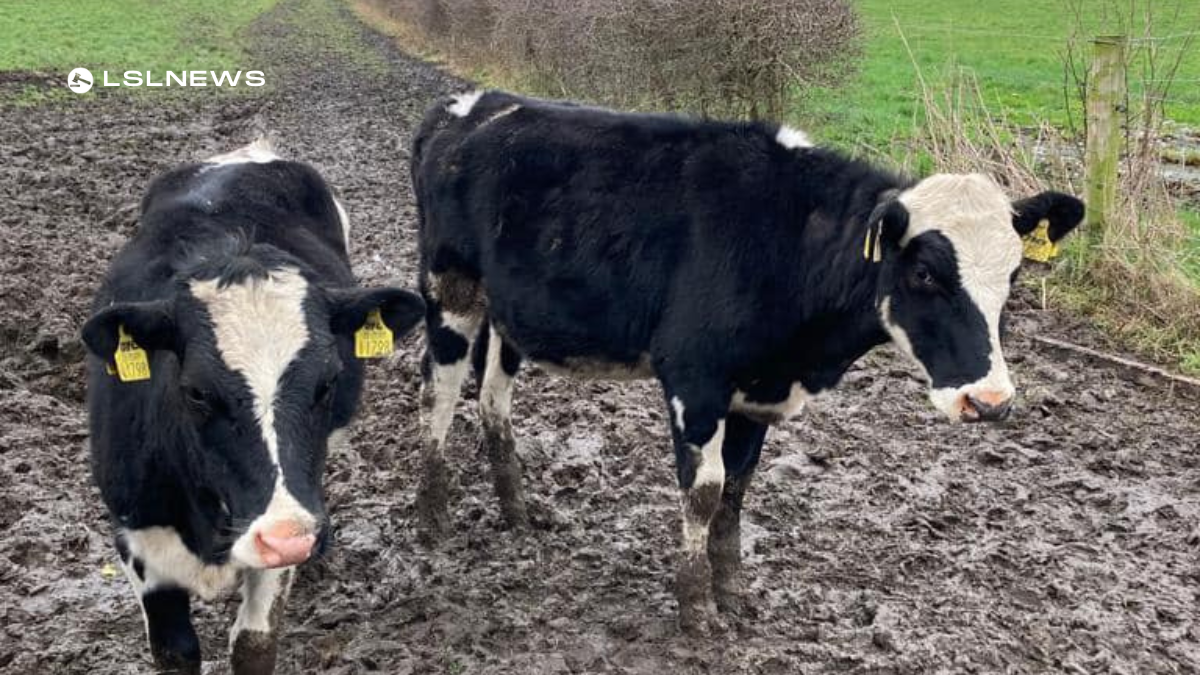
<box><xmin>82</xmin><ymin>141</ymin><xmax>424</xmax><ymax>674</ymax></box>
<box><xmin>409</xmin><ymin>90</ymin><xmax>1084</xmax><ymax>632</ymax></box>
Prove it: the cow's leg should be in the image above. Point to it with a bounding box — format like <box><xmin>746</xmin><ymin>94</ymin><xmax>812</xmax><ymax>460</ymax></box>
<box><xmin>229</xmin><ymin>567</ymin><xmax>294</xmax><ymax>675</ymax></box>
<box><xmin>116</xmin><ymin>536</ymin><xmax>201</xmax><ymax>674</ymax></box>
<box><xmin>418</xmin><ymin>270</ymin><xmax>484</xmax><ymax>542</ymax></box>
<box><xmin>662</xmin><ymin>382</ymin><xmax>730</xmax><ymax>635</ymax></box>
<box><xmin>479</xmin><ymin>324</ymin><xmax>528</xmax><ymax>528</ymax></box>
<box><xmin>708</xmin><ymin>412</ymin><xmax>767</xmax><ymax>615</ymax></box>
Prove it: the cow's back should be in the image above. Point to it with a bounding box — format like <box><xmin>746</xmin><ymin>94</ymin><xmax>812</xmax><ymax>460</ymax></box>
<box><xmin>412</xmin><ymin>92</ymin><xmax>813</xmax><ymax>357</ymax></box>
<box><xmin>105</xmin><ymin>160</ymin><xmax>353</xmax><ymax>302</ymax></box>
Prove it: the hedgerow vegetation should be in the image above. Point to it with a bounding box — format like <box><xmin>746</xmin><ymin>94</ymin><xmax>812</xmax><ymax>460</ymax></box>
<box><xmin>363</xmin><ymin>0</ymin><xmax>861</xmax><ymax>119</ymax></box>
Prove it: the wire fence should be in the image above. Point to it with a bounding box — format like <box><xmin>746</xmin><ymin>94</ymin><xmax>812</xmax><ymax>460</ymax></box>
<box><xmin>878</xmin><ymin>23</ymin><xmax>1199</xmax><ymax>45</ymax></box>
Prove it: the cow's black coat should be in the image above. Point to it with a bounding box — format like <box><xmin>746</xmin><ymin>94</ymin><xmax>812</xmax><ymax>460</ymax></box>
<box><xmin>82</xmin><ymin>154</ymin><xmax>423</xmax><ymax>672</ymax></box>
<box><xmin>411</xmin><ymin>90</ymin><xmax>1084</xmax><ymax>631</ymax></box>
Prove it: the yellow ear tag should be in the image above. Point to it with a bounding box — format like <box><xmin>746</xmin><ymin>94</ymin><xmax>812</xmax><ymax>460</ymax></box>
<box><xmin>114</xmin><ymin>324</ymin><xmax>151</xmax><ymax>382</ymax></box>
<box><xmin>1022</xmin><ymin>218</ymin><xmax>1059</xmax><ymax>263</ymax></box>
<box><xmin>354</xmin><ymin>308</ymin><xmax>394</xmax><ymax>359</ymax></box>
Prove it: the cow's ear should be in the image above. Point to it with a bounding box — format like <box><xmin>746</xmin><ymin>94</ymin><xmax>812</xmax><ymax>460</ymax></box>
<box><xmin>329</xmin><ymin>287</ymin><xmax>425</xmax><ymax>339</ymax></box>
<box><xmin>870</xmin><ymin>199</ymin><xmax>910</xmax><ymax>251</ymax></box>
<box><xmin>1012</xmin><ymin>191</ymin><xmax>1085</xmax><ymax>242</ymax></box>
<box><xmin>81</xmin><ymin>300</ymin><xmax>177</xmax><ymax>361</ymax></box>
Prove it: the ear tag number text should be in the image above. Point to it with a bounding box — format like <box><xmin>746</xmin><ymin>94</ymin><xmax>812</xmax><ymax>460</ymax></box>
<box><xmin>355</xmin><ymin>308</ymin><xmax>394</xmax><ymax>359</ymax></box>
<box><xmin>114</xmin><ymin>324</ymin><xmax>151</xmax><ymax>382</ymax></box>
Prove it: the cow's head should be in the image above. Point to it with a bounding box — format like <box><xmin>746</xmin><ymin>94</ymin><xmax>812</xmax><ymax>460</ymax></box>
<box><xmin>871</xmin><ymin>174</ymin><xmax>1084</xmax><ymax>422</ymax></box>
<box><xmin>83</xmin><ymin>263</ymin><xmax>423</xmax><ymax>567</ymax></box>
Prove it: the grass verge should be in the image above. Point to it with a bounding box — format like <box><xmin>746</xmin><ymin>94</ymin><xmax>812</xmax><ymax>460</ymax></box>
<box><xmin>0</xmin><ymin>0</ymin><xmax>279</xmax><ymax>72</ymax></box>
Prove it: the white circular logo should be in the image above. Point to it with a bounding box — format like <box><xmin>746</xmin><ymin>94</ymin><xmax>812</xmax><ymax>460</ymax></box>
<box><xmin>67</xmin><ymin>67</ymin><xmax>93</xmax><ymax>94</ymax></box>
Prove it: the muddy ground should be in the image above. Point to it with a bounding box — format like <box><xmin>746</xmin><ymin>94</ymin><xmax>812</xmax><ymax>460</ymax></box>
<box><xmin>2</xmin><ymin>1</ymin><xmax>1199</xmax><ymax>673</ymax></box>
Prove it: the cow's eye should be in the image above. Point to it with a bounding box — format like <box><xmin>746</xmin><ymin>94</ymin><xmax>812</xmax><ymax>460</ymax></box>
<box><xmin>911</xmin><ymin>264</ymin><xmax>937</xmax><ymax>289</ymax></box>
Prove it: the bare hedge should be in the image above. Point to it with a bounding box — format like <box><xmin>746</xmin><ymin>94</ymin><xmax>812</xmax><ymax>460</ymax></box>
<box><xmin>376</xmin><ymin>0</ymin><xmax>860</xmax><ymax>119</ymax></box>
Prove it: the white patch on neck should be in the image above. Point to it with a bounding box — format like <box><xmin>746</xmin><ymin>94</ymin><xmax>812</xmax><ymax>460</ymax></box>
<box><xmin>190</xmin><ymin>267</ymin><xmax>318</xmax><ymax>565</ymax></box>
<box><xmin>205</xmin><ymin>138</ymin><xmax>278</xmax><ymax>166</ymax></box>
<box><xmin>447</xmin><ymin>90</ymin><xmax>484</xmax><ymax>118</ymax></box>
<box><xmin>775</xmin><ymin>125</ymin><xmax>813</xmax><ymax>149</ymax></box>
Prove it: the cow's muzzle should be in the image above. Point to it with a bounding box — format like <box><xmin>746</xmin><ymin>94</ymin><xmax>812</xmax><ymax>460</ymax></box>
<box><xmin>253</xmin><ymin>520</ymin><xmax>318</xmax><ymax>568</ymax></box>
<box><xmin>961</xmin><ymin>392</ymin><xmax>1013</xmax><ymax>423</ymax></box>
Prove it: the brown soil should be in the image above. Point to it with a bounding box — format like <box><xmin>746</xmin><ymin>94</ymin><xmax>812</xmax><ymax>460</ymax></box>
<box><xmin>2</xmin><ymin>1</ymin><xmax>1198</xmax><ymax>673</ymax></box>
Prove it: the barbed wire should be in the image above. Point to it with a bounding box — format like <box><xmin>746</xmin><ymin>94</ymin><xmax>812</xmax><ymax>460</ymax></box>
<box><xmin>882</xmin><ymin>23</ymin><xmax>1200</xmax><ymax>45</ymax></box>
<box><xmin>882</xmin><ymin>23</ymin><xmax>1062</xmax><ymax>41</ymax></box>
<box><xmin>1129</xmin><ymin>31</ymin><xmax>1200</xmax><ymax>43</ymax></box>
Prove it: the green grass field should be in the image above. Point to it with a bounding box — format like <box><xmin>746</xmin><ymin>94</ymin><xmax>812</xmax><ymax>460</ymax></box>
<box><xmin>806</xmin><ymin>0</ymin><xmax>1200</xmax><ymax>293</ymax></box>
<box><xmin>0</xmin><ymin>0</ymin><xmax>277</xmax><ymax>72</ymax></box>
<box><xmin>806</xmin><ymin>0</ymin><xmax>1200</xmax><ymax>148</ymax></box>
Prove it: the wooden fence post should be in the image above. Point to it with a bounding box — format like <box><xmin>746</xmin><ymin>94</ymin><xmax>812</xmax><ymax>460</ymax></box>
<box><xmin>1083</xmin><ymin>35</ymin><xmax>1126</xmax><ymax>251</ymax></box>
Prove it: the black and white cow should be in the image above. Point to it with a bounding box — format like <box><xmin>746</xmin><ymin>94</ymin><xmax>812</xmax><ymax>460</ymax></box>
<box><xmin>409</xmin><ymin>90</ymin><xmax>1084</xmax><ymax>633</ymax></box>
<box><xmin>82</xmin><ymin>141</ymin><xmax>424</xmax><ymax>674</ymax></box>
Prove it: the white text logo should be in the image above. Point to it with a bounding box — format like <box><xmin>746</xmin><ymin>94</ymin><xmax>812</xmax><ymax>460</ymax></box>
<box><xmin>67</xmin><ymin>68</ymin><xmax>93</xmax><ymax>94</ymax></box>
<box><xmin>67</xmin><ymin>69</ymin><xmax>267</xmax><ymax>92</ymax></box>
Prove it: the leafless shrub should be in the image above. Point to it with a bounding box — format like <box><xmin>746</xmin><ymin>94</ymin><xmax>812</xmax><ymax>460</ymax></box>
<box><xmin>370</xmin><ymin>0</ymin><xmax>860</xmax><ymax>119</ymax></box>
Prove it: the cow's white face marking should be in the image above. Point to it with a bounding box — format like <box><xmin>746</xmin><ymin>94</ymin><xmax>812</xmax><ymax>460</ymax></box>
<box><xmin>731</xmin><ymin>381</ymin><xmax>810</xmax><ymax>422</ymax></box>
<box><xmin>190</xmin><ymin>267</ymin><xmax>318</xmax><ymax>566</ymax></box>
<box><xmin>122</xmin><ymin>527</ymin><xmax>242</xmax><ymax>600</ymax></box>
<box><xmin>882</xmin><ymin>174</ymin><xmax>1020</xmax><ymax>421</ymax></box>
<box><xmin>775</xmin><ymin>125</ymin><xmax>813</xmax><ymax>149</ymax></box>
<box><xmin>447</xmin><ymin>90</ymin><xmax>484</xmax><ymax>118</ymax></box>
<box><xmin>205</xmin><ymin>138</ymin><xmax>278</xmax><ymax>166</ymax></box>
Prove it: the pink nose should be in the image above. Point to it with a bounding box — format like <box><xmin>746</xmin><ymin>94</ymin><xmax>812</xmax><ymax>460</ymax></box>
<box><xmin>253</xmin><ymin>521</ymin><xmax>316</xmax><ymax>568</ymax></box>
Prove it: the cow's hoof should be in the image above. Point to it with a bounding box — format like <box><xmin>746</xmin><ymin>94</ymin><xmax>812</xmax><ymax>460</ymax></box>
<box><xmin>679</xmin><ymin>604</ymin><xmax>727</xmax><ymax>637</ymax></box>
<box><xmin>714</xmin><ymin>588</ymin><xmax>756</xmax><ymax>618</ymax></box>
<box><xmin>416</xmin><ymin>507</ymin><xmax>451</xmax><ymax>546</ymax></box>
<box><xmin>498</xmin><ymin>500</ymin><xmax>530</xmax><ymax>531</ymax></box>
<box><xmin>153</xmin><ymin>655</ymin><xmax>201</xmax><ymax>675</ymax></box>
<box><xmin>230</xmin><ymin>629</ymin><xmax>278</xmax><ymax>675</ymax></box>
<box><xmin>151</xmin><ymin>630</ymin><xmax>201</xmax><ymax>675</ymax></box>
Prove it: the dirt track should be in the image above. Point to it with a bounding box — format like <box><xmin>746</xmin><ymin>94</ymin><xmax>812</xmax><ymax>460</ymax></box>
<box><xmin>2</xmin><ymin>1</ymin><xmax>1199</xmax><ymax>673</ymax></box>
